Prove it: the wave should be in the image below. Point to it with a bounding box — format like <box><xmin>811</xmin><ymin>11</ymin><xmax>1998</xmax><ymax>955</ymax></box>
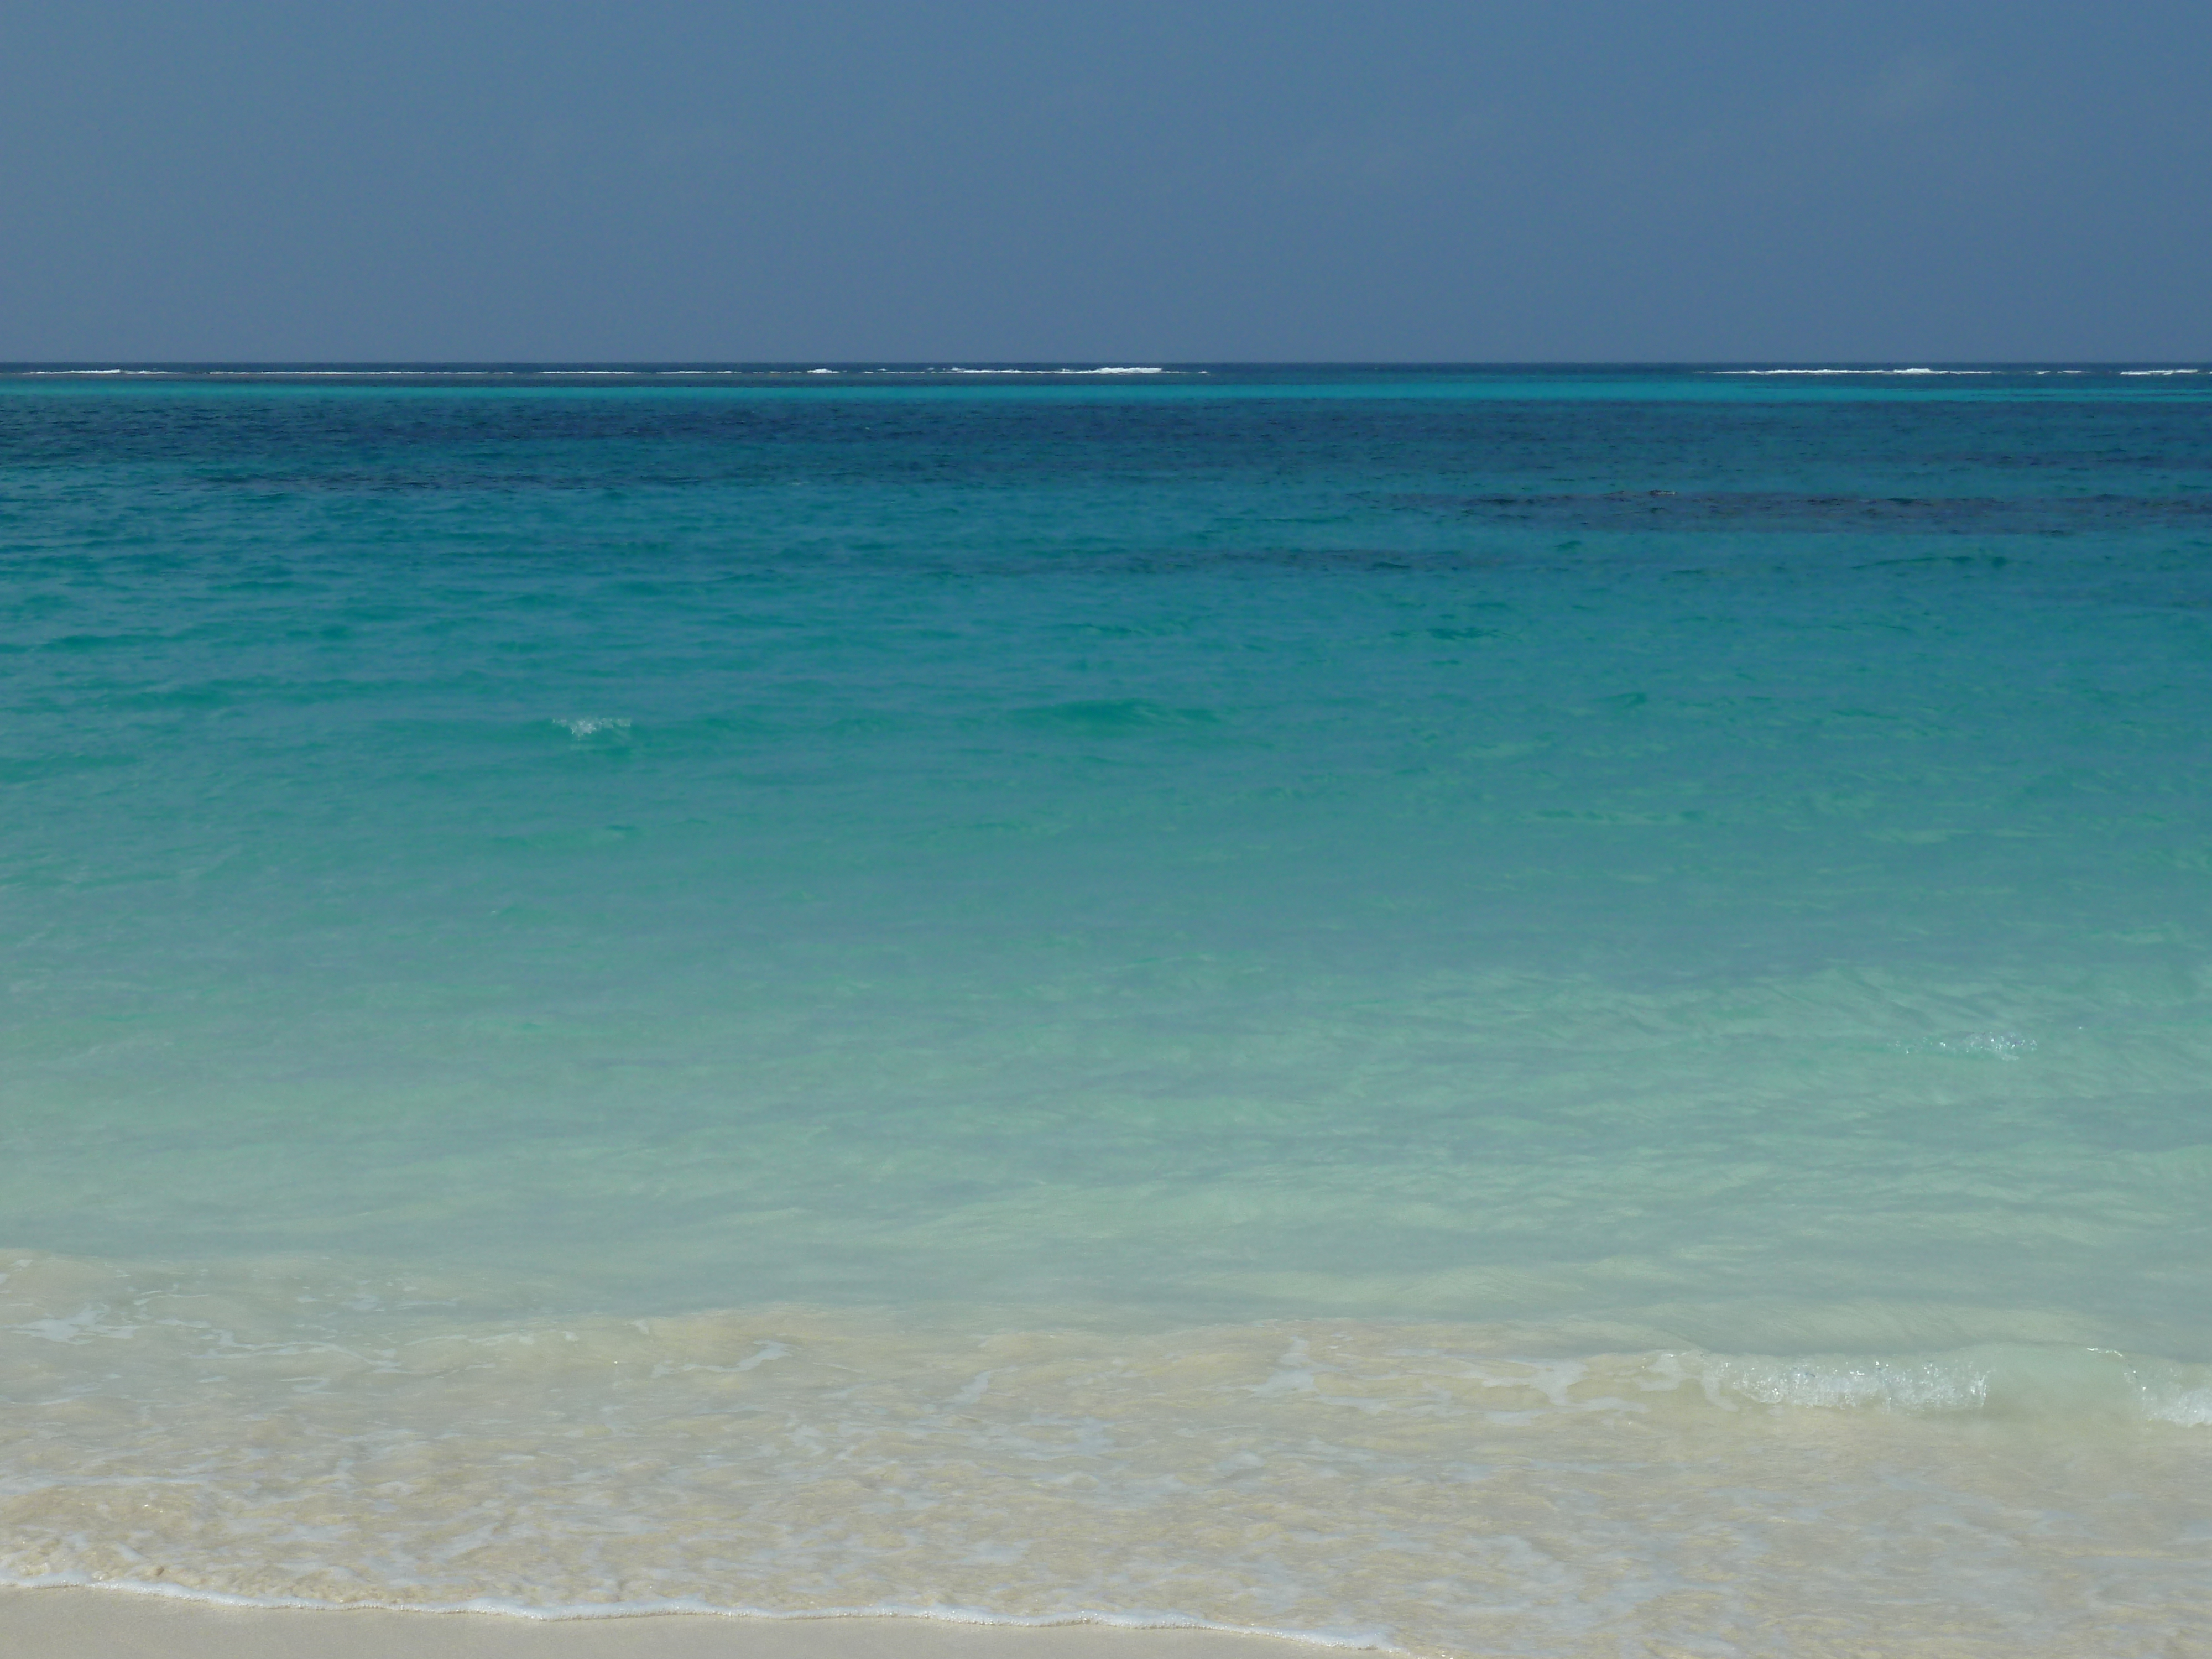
<box><xmin>941</xmin><ymin>367</ymin><xmax>1168</xmax><ymax>375</ymax></box>
<box><xmin>1714</xmin><ymin>367</ymin><xmax>1995</xmax><ymax>375</ymax></box>
<box><xmin>0</xmin><ymin>1579</ymin><xmax>1391</xmax><ymax>1649</ymax></box>
<box><xmin>4</xmin><ymin>1251</ymin><xmax>2209</xmax><ymax>1652</ymax></box>
<box><xmin>1690</xmin><ymin>1344</ymin><xmax>2212</xmax><ymax>1425</ymax></box>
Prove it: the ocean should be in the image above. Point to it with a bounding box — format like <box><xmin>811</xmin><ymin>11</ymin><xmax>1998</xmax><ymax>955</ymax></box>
<box><xmin>3</xmin><ymin>364</ymin><xmax>2209</xmax><ymax>1656</ymax></box>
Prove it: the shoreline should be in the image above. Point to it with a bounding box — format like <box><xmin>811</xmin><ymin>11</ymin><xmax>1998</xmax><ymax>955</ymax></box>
<box><xmin>0</xmin><ymin>1589</ymin><xmax>1358</xmax><ymax>1659</ymax></box>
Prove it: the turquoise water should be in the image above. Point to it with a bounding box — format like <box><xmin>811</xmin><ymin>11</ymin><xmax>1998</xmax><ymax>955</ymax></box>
<box><xmin>4</xmin><ymin>366</ymin><xmax>2211</xmax><ymax>1655</ymax></box>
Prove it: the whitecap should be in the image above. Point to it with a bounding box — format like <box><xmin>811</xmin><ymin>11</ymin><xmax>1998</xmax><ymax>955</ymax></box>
<box><xmin>1714</xmin><ymin>367</ymin><xmax>1994</xmax><ymax>376</ymax></box>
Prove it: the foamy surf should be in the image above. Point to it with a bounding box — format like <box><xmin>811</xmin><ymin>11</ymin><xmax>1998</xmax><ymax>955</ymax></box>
<box><xmin>3</xmin><ymin>1250</ymin><xmax>2208</xmax><ymax>1656</ymax></box>
<box><xmin>0</xmin><ymin>1577</ymin><xmax>1392</xmax><ymax>1652</ymax></box>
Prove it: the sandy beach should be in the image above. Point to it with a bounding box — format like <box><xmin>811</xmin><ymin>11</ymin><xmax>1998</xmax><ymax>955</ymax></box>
<box><xmin>0</xmin><ymin>1592</ymin><xmax>1332</xmax><ymax>1659</ymax></box>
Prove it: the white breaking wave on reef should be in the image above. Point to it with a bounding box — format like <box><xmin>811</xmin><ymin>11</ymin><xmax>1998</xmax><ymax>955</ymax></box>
<box><xmin>1714</xmin><ymin>367</ymin><xmax>1995</xmax><ymax>375</ymax></box>
<box><xmin>941</xmin><ymin>367</ymin><xmax>1169</xmax><ymax>375</ymax></box>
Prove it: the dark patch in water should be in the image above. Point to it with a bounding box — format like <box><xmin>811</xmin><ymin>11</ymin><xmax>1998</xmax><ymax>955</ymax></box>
<box><xmin>1397</xmin><ymin>491</ymin><xmax>2212</xmax><ymax>534</ymax></box>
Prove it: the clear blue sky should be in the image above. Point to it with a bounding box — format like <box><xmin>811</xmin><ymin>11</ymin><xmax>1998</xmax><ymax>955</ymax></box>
<box><xmin>4</xmin><ymin>1</ymin><xmax>2205</xmax><ymax>361</ymax></box>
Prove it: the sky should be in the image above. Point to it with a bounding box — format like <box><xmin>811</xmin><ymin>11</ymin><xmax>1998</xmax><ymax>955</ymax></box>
<box><xmin>3</xmin><ymin>1</ymin><xmax>2207</xmax><ymax>362</ymax></box>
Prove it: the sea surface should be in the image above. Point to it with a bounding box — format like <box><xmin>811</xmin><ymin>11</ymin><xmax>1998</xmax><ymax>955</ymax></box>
<box><xmin>3</xmin><ymin>364</ymin><xmax>2210</xmax><ymax>1656</ymax></box>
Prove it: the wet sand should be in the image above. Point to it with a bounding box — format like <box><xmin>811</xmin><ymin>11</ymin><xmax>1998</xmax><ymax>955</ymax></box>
<box><xmin>0</xmin><ymin>1590</ymin><xmax>1337</xmax><ymax>1659</ymax></box>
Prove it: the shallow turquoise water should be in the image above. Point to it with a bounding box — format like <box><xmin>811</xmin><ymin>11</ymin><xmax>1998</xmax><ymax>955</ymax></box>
<box><xmin>3</xmin><ymin>367</ymin><xmax>2210</xmax><ymax>1654</ymax></box>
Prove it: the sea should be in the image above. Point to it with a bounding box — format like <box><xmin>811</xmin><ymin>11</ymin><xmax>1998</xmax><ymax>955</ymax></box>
<box><xmin>3</xmin><ymin>364</ymin><xmax>2209</xmax><ymax>1657</ymax></box>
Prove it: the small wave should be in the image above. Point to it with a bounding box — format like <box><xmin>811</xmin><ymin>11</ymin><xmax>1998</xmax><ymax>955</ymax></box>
<box><xmin>1693</xmin><ymin>1344</ymin><xmax>2212</xmax><ymax>1425</ymax></box>
<box><xmin>1888</xmin><ymin>1030</ymin><xmax>2037</xmax><ymax>1058</ymax></box>
<box><xmin>941</xmin><ymin>367</ymin><xmax>1168</xmax><ymax>375</ymax></box>
<box><xmin>0</xmin><ymin>1579</ymin><xmax>1395</xmax><ymax>1648</ymax></box>
<box><xmin>5</xmin><ymin>1254</ymin><xmax>2207</xmax><ymax>1655</ymax></box>
<box><xmin>553</xmin><ymin>718</ymin><xmax>631</xmax><ymax>738</ymax></box>
<box><xmin>1714</xmin><ymin>367</ymin><xmax>1994</xmax><ymax>376</ymax></box>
